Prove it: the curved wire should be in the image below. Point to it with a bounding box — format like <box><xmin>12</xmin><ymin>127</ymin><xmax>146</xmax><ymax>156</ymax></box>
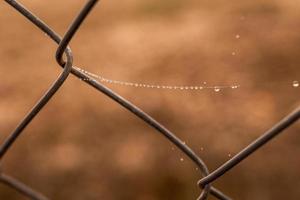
<box><xmin>0</xmin><ymin>0</ymin><xmax>100</xmax><ymax>199</ymax></box>
<box><xmin>0</xmin><ymin>0</ymin><xmax>73</xmax><ymax>159</ymax></box>
<box><xmin>56</xmin><ymin>0</ymin><xmax>99</xmax><ymax>66</ymax></box>
<box><xmin>3</xmin><ymin>0</ymin><xmax>230</xmax><ymax>199</ymax></box>
<box><xmin>73</xmin><ymin>70</ymin><xmax>232</xmax><ymax>200</ymax></box>
<box><xmin>198</xmin><ymin>107</ymin><xmax>300</xmax><ymax>187</ymax></box>
<box><xmin>0</xmin><ymin>173</ymin><xmax>49</xmax><ymax>200</ymax></box>
<box><xmin>0</xmin><ymin>52</ymin><xmax>72</xmax><ymax>159</ymax></box>
<box><xmin>3</xmin><ymin>0</ymin><xmax>299</xmax><ymax>200</ymax></box>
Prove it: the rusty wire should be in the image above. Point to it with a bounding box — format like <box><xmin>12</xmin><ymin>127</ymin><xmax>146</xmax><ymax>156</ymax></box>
<box><xmin>0</xmin><ymin>0</ymin><xmax>299</xmax><ymax>200</ymax></box>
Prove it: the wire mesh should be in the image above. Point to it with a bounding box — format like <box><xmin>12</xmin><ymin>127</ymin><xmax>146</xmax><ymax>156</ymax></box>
<box><xmin>0</xmin><ymin>0</ymin><xmax>299</xmax><ymax>200</ymax></box>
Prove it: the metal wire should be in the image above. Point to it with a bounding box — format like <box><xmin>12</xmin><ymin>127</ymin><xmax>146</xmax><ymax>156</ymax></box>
<box><xmin>0</xmin><ymin>1</ymin><xmax>299</xmax><ymax>200</ymax></box>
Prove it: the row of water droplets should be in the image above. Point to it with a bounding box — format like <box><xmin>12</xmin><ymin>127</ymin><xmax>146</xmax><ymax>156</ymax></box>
<box><xmin>75</xmin><ymin>66</ymin><xmax>299</xmax><ymax>91</ymax></box>
<box><xmin>75</xmin><ymin>66</ymin><xmax>240</xmax><ymax>92</ymax></box>
<box><xmin>74</xmin><ymin>30</ymin><xmax>299</xmax><ymax>91</ymax></box>
<box><xmin>73</xmin><ymin>33</ymin><xmax>244</xmax><ymax>92</ymax></box>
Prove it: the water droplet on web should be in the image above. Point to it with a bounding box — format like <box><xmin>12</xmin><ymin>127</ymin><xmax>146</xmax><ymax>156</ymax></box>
<box><xmin>235</xmin><ymin>34</ymin><xmax>240</xmax><ymax>39</ymax></box>
<box><xmin>200</xmin><ymin>147</ymin><xmax>204</xmax><ymax>151</ymax></box>
<box><xmin>228</xmin><ymin>154</ymin><xmax>232</xmax><ymax>158</ymax></box>
<box><xmin>293</xmin><ymin>81</ymin><xmax>299</xmax><ymax>88</ymax></box>
<box><xmin>232</xmin><ymin>52</ymin><xmax>236</xmax><ymax>56</ymax></box>
<box><xmin>180</xmin><ymin>158</ymin><xmax>184</xmax><ymax>162</ymax></box>
<box><xmin>195</xmin><ymin>167</ymin><xmax>199</xmax><ymax>171</ymax></box>
<box><xmin>214</xmin><ymin>87</ymin><xmax>221</xmax><ymax>92</ymax></box>
<box><xmin>75</xmin><ymin>67</ymin><xmax>242</xmax><ymax>92</ymax></box>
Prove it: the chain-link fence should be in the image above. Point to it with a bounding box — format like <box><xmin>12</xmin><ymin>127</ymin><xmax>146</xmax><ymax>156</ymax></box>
<box><xmin>1</xmin><ymin>0</ymin><xmax>299</xmax><ymax>200</ymax></box>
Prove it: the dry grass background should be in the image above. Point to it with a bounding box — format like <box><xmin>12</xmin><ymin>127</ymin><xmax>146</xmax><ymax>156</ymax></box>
<box><xmin>0</xmin><ymin>0</ymin><xmax>300</xmax><ymax>199</ymax></box>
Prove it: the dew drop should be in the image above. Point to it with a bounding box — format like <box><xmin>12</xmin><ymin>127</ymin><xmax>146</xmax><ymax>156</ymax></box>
<box><xmin>195</xmin><ymin>168</ymin><xmax>199</xmax><ymax>171</ymax></box>
<box><xmin>228</xmin><ymin>154</ymin><xmax>232</xmax><ymax>157</ymax></box>
<box><xmin>232</xmin><ymin>52</ymin><xmax>236</xmax><ymax>56</ymax></box>
<box><xmin>180</xmin><ymin>158</ymin><xmax>184</xmax><ymax>162</ymax></box>
<box><xmin>235</xmin><ymin>34</ymin><xmax>240</xmax><ymax>39</ymax></box>
<box><xmin>293</xmin><ymin>81</ymin><xmax>299</xmax><ymax>88</ymax></box>
<box><xmin>214</xmin><ymin>87</ymin><xmax>221</xmax><ymax>92</ymax></box>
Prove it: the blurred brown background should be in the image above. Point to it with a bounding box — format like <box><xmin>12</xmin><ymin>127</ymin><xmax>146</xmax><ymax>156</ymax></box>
<box><xmin>0</xmin><ymin>0</ymin><xmax>299</xmax><ymax>199</ymax></box>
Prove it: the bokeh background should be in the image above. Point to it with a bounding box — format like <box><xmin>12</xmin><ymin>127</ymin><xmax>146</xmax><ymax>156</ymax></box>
<box><xmin>0</xmin><ymin>0</ymin><xmax>300</xmax><ymax>199</ymax></box>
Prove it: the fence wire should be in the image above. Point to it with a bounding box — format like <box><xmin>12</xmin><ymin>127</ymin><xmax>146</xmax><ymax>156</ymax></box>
<box><xmin>0</xmin><ymin>0</ymin><xmax>299</xmax><ymax>200</ymax></box>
